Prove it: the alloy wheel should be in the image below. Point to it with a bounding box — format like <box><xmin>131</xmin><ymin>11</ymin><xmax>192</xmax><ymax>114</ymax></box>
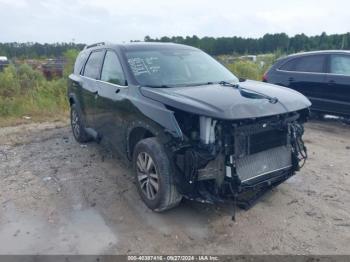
<box><xmin>71</xmin><ymin>110</ymin><xmax>80</xmax><ymax>138</ymax></box>
<box><xmin>136</xmin><ymin>152</ymin><xmax>159</xmax><ymax>200</ymax></box>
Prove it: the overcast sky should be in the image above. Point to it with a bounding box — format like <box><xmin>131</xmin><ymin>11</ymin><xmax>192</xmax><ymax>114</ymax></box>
<box><xmin>1</xmin><ymin>0</ymin><xmax>349</xmax><ymax>43</ymax></box>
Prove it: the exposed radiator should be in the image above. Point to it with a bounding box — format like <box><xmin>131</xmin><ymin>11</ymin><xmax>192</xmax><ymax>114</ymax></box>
<box><xmin>236</xmin><ymin>146</ymin><xmax>292</xmax><ymax>182</ymax></box>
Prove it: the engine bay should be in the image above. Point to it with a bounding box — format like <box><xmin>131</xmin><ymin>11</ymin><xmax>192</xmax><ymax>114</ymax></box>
<box><xmin>169</xmin><ymin>108</ymin><xmax>309</xmax><ymax>210</ymax></box>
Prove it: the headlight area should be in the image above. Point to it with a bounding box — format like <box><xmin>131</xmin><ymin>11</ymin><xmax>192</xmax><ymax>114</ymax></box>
<box><xmin>167</xmin><ymin>108</ymin><xmax>308</xmax><ymax>215</ymax></box>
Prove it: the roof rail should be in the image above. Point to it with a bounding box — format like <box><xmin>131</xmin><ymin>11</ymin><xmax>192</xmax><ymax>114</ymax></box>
<box><xmin>84</xmin><ymin>42</ymin><xmax>106</xmax><ymax>50</ymax></box>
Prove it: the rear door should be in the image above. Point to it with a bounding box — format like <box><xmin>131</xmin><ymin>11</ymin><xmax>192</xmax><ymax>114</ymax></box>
<box><xmin>277</xmin><ymin>55</ymin><xmax>327</xmax><ymax>110</ymax></box>
<box><xmin>94</xmin><ymin>50</ymin><xmax>129</xmax><ymax>156</ymax></box>
<box><xmin>80</xmin><ymin>50</ymin><xmax>105</xmax><ymax>127</ymax></box>
<box><xmin>326</xmin><ymin>54</ymin><xmax>350</xmax><ymax>115</ymax></box>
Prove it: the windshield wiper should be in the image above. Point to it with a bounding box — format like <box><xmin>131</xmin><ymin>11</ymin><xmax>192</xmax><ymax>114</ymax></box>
<box><xmin>218</xmin><ymin>81</ymin><xmax>239</xmax><ymax>88</ymax></box>
<box><xmin>218</xmin><ymin>81</ymin><xmax>278</xmax><ymax>104</ymax></box>
<box><xmin>143</xmin><ymin>84</ymin><xmax>172</xmax><ymax>88</ymax></box>
<box><xmin>182</xmin><ymin>82</ymin><xmax>215</xmax><ymax>87</ymax></box>
<box><xmin>145</xmin><ymin>82</ymin><xmax>215</xmax><ymax>88</ymax></box>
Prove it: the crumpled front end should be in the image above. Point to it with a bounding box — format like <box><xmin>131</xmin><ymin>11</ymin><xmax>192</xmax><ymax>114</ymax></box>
<box><xmin>168</xmin><ymin>108</ymin><xmax>309</xmax><ymax>208</ymax></box>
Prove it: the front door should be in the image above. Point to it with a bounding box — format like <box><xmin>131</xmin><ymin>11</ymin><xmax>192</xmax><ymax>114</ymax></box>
<box><xmin>94</xmin><ymin>50</ymin><xmax>129</xmax><ymax>156</ymax></box>
<box><xmin>325</xmin><ymin>54</ymin><xmax>350</xmax><ymax>116</ymax></box>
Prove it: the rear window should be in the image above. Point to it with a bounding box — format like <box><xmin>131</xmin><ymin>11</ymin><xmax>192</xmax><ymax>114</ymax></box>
<box><xmin>280</xmin><ymin>55</ymin><xmax>326</xmax><ymax>73</ymax></box>
<box><xmin>83</xmin><ymin>50</ymin><xmax>105</xmax><ymax>79</ymax></box>
<box><xmin>330</xmin><ymin>55</ymin><xmax>350</xmax><ymax>76</ymax></box>
<box><xmin>279</xmin><ymin>59</ymin><xmax>297</xmax><ymax>71</ymax></box>
<box><xmin>74</xmin><ymin>51</ymin><xmax>89</xmax><ymax>75</ymax></box>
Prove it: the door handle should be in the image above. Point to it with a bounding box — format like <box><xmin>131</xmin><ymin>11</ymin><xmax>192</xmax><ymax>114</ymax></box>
<box><xmin>328</xmin><ymin>80</ymin><xmax>336</xmax><ymax>85</ymax></box>
<box><xmin>115</xmin><ymin>88</ymin><xmax>120</xmax><ymax>94</ymax></box>
<box><xmin>288</xmin><ymin>77</ymin><xmax>294</xmax><ymax>82</ymax></box>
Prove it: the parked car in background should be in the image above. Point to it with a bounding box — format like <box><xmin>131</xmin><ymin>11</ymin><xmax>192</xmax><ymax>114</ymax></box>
<box><xmin>42</xmin><ymin>58</ymin><xmax>65</xmax><ymax>79</ymax></box>
<box><xmin>263</xmin><ymin>50</ymin><xmax>350</xmax><ymax>118</ymax></box>
<box><xmin>0</xmin><ymin>56</ymin><xmax>9</xmax><ymax>71</ymax></box>
<box><xmin>68</xmin><ymin>42</ymin><xmax>310</xmax><ymax>214</ymax></box>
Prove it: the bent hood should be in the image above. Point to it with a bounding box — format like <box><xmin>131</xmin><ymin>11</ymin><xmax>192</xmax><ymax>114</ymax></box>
<box><xmin>140</xmin><ymin>80</ymin><xmax>311</xmax><ymax>120</ymax></box>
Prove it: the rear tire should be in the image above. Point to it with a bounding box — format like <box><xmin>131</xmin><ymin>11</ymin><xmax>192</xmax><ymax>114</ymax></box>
<box><xmin>133</xmin><ymin>137</ymin><xmax>182</xmax><ymax>212</ymax></box>
<box><xmin>342</xmin><ymin>117</ymin><xmax>350</xmax><ymax>125</ymax></box>
<box><xmin>70</xmin><ymin>104</ymin><xmax>92</xmax><ymax>143</ymax></box>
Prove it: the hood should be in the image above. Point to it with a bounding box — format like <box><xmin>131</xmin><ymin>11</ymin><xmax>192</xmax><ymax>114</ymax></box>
<box><xmin>140</xmin><ymin>80</ymin><xmax>311</xmax><ymax>120</ymax></box>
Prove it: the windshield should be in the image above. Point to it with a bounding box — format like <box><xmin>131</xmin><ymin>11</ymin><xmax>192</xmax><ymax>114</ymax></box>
<box><xmin>125</xmin><ymin>49</ymin><xmax>238</xmax><ymax>87</ymax></box>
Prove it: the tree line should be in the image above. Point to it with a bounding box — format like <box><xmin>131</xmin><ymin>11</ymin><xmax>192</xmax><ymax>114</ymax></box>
<box><xmin>0</xmin><ymin>42</ymin><xmax>85</xmax><ymax>59</ymax></box>
<box><xmin>1</xmin><ymin>32</ymin><xmax>349</xmax><ymax>58</ymax></box>
<box><xmin>144</xmin><ymin>32</ymin><xmax>350</xmax><ymax>55</ymax></box>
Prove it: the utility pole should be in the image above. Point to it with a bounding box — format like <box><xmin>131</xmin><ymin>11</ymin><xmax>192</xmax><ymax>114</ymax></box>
<box><xmin>341</xmin><ymin>34</ymin><xmax>346</xmax><ymax>50</ymax></box>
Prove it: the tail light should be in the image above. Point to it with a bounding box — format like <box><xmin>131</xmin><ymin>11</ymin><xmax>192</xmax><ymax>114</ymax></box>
<box><xmin>262</xmin><ymin>73</ymin><xmax>268</xmax><ymax>82</ymax></box>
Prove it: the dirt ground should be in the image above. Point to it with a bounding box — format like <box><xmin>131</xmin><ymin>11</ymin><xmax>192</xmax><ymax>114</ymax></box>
<box><xmin>0</xmin><ymin>119</ymin><xmax>349</xmax><ymax>255</ymax></box>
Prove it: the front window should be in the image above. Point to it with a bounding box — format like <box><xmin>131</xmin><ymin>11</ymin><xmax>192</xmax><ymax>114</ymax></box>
<box><xmin>83</xmin><ymin>50</ymin><xmax>105</xmax><ymax>79</ymax></box>
<box><xmin>125</xmin><ymin>49</ymin><xmax>238</xmax><ymax>87</ymax></box>
<box><xmin>280</xmin><ymin>55</ymin><xmax>326</xmax><ymax>73</ymax></box>
<box><xmin>101</xmin><ymin>51</ymin><xmax>126</xmax><ymax>85</ymax></box>
<box><xmin>330</xmin><ymin>55</ymin><xmax>350</xmax><ymax>76</ymax></box>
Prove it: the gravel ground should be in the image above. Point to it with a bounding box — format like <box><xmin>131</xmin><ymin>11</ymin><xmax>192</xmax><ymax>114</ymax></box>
<box><xmin>0</xmin><ymin>119</ymin><xmax>349</xmax><ymax>255</ymax></box>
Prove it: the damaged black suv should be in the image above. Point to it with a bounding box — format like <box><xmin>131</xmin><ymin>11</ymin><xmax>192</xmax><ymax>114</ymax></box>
<box><xmin>68</xmin><ymin>42</ymin><xmax>311</xmax><ymax>213</ymax></box>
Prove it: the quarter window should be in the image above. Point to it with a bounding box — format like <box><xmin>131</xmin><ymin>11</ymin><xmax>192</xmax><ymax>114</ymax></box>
<box><xmin>101</xmin><ymin>51</ymin><xmax>126</xmax><ymax>85</ymax></box>
<box><xmin>330</xmin><ymin>55</ymin><xmax>350</xmax><ymax>76</ymax></box>
<box><xmin>280</xmin><ymin>55</ymin><xmax>325</xmax><ymax>73</ymax></box>
<box><xmin>83</xmin><ymin>51</ymin><xmax>105</xmax><ymax>79</ymax></box>
<box><xmin>75</xmin><ymin>52</ymin><xmax>89</xmax><ymax>75</ymax></box>
<box><xmin>279</xmin><ymin>59</ymin><xmax>297</xmax><ymax>71</ymax></box>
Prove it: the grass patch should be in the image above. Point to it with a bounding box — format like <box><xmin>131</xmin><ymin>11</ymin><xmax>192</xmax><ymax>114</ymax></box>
<box><xmin>0</xmin><ymin>50</ymin><xmax>79</xmax><ymax>126</ymax></box>
<box><xmin>0</xmin><ymin>64</ymin><xmax>68</xmax><ymax>121</ymax></box>
<box><xmin>221</xmin><ymin>53</ymin><xmax>282</xmax><ymax>80</ymax></box>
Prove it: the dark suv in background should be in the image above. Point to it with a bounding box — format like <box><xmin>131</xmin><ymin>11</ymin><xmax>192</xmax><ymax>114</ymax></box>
<box><xmin>68</xmin><ymin>42</ymin><xmax>310</xmax><ymax>214</ymax></box>
<box><xmin>264</xmin><ymin>50</ymin><xmax>350</xmax><ymax>118</ymax></box>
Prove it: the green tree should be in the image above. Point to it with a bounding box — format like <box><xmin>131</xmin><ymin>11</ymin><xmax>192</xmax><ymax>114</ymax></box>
<box><xmin>63</xmin><ymin>49</ymin><xmax>79</xmax><ymax>78</ymax></box>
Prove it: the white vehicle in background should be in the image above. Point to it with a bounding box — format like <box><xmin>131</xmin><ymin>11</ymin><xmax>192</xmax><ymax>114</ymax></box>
<box><xmin>0</xmin><ymin>56</ymin><xmax>9</xmax><ymax>71</ymax></box>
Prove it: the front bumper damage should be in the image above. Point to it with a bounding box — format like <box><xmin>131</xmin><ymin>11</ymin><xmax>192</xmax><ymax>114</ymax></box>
<box><xmin>168</xmin><ymin>111</ymin><xmax>308</xmax><ymax>219</ymax></box>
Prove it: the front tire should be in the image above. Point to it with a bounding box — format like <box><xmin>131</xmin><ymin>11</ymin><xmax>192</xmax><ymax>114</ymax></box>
<box><xmin>133</xmin><ymin>137</ymin><xmax>182</xmax><ymax>212</ymax></box>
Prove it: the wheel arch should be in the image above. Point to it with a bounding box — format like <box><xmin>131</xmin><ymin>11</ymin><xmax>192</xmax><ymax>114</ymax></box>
<box><xmin>127</xmin><ymin>126</ymin><xmax>156</xmax><ymax>160</ymax></box>
<box><xmin>69</xmin><ymin>96</ymin><xmax>75</xmax><ymax>106</ymax></box>
<box><xmin>68</xmin><ymin>93</ymin><xmax>80</xmax><ymax>107</ymax></box>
